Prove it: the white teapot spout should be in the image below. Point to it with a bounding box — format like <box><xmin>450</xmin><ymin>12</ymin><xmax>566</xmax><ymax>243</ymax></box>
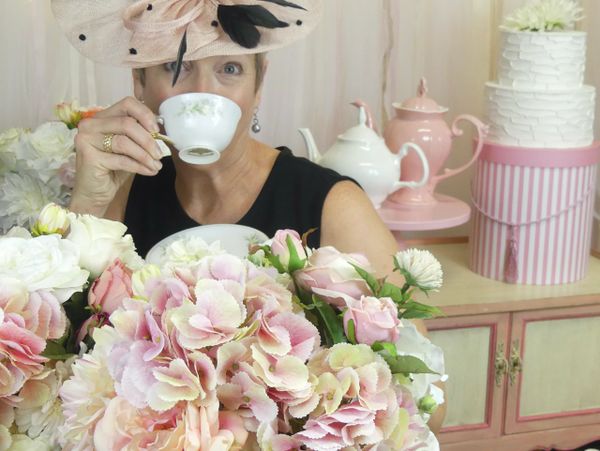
<box><xmin>298</xmin><ymin>128</ymin><xmax>322</xmax><ymax>163</ymax></box>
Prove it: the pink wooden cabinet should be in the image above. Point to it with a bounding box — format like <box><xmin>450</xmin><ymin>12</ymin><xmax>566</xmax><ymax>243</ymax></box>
<box><xmin>417</xmin><ymin>241</ymin><xmax>600</xmax><ymax>451</ymax></box>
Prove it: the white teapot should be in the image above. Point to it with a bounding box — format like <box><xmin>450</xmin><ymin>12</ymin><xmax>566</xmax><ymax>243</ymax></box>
<box><xmin>299</xmin><ymin>102</ymin><xmax>430</xmax><ymax>208</ymax></box>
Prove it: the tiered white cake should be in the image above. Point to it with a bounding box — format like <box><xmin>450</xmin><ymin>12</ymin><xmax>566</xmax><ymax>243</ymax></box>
<box><xmin>485</xmin><ymin>29</ymin><xmax>596</xmax><ymax>148</ymax></box>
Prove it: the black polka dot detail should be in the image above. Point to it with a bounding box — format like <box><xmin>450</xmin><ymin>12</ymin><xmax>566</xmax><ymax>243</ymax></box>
<box><xmin>147</xmin><ymin>4</ymin><xmax>153</xmax><ymax>10</ymax></box>
<box><xmin>78</xmin><ymin>34</ymin><xmax>86</xmax><ymax>41</ymax></box>
<box><xmin>129</xmin><ymin>48</ymin><xmax>138</xmax><ymax>55</ymax></box>
<box><xmin>211</xmin><ymin>20</ymin><xmax>219</xmax><ymax>27</ymax></box>
<box><xmin>296</xmin><ymin>20</ymin><xmax>303</xmax><ymax>26</ymax></box>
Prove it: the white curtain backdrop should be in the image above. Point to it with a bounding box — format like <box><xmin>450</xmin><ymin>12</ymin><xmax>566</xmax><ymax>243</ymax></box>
<box><xmin>1</xmin><ymin>0</ymin><xmax>599</xmax><ymax>246</ymax></box>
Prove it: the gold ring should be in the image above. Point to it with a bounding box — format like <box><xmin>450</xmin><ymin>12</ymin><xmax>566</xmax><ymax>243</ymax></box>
<box><xmin>102</xmin><ymin>133</ymin><xmax>115</xmax><ymax>153</ymax></box>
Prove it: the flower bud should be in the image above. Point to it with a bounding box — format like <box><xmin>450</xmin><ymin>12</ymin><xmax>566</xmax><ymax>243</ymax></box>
<box><xmin>31</xmin><ymin>203</ymin><xmax>70</xmax><ymax>237</ymax></box>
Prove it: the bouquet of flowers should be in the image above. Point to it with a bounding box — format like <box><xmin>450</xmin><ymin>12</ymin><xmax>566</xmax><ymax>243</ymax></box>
<box><xmin>503</xmin><ymin>0</ymin><xmax>584</xmax><ymax>32</ymax></box>
<box><xmin>0</xmin><ymin>204</ymin><xmax>446</xmax><ymax>451</ymax></box>
<box><xmin>0</xmin><ymin>101</ymin><xmax>101</xmax><ymax>233</ymax></box>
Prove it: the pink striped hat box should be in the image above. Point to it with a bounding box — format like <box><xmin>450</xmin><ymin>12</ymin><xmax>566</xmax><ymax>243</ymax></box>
<box><xmin>469</xmin><ymin>141</ymin><xmax>600</xmax><ymax>285</ymax></box>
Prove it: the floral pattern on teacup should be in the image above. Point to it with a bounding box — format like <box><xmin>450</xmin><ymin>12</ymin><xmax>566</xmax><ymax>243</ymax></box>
<box><xmin>177</xmin><ymin>99</ymin><xmax>222</xmax><ymax>118</ymax></box>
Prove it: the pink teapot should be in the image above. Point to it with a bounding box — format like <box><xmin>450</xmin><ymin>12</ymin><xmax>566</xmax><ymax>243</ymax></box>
<box><xmin>384</xmin><ymin>78</ymin><xmax>488</xmax><ymax>205</ymax></box>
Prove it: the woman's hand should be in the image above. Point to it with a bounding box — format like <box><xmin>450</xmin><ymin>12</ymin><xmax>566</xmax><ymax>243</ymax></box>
<box><xmin>69</xmin><ymin>97</ymin><xmax>164</xmax><ymax>217</ymax></box>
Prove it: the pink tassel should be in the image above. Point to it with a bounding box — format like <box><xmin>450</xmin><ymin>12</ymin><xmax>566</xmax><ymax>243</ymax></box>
<box><xmin>504</xmin><ymin>226</ymin><xmax>519</xmax><ymax>284</ymax></box>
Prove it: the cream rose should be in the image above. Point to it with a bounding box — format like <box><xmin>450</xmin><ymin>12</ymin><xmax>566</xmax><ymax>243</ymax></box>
<box><xmin>66</xmin><ymin>213</ymin><xmax>143</xmax><ymax>278</ymax></box>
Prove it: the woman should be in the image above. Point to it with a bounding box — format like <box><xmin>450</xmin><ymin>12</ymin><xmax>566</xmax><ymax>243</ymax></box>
<box><xmin>53</xmin><ymin>0</ymin><xmax>445</xmax><ymax>432</ymax></box>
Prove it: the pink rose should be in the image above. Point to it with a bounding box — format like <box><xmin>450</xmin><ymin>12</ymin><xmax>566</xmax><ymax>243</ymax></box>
<box><xmin>270</xmin><ymin>230</ymin><xmax>307</xmax><ymax>271</ymax></box>
<box><xmin>88</xmin><ymin>259</ymin><xmax>133</xmax><ymax>315</ymax></box>
<box><xmin>295</xmin><ymin>246</ymin><xmax>374</xmax><ymax>308</ymax></box>
<box><xmin>343</xmin><ymin>296</ymin><xmax>401</xmax><ymax>345</ymax></box>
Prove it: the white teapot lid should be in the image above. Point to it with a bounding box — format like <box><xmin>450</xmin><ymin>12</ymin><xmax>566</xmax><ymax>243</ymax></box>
<box><xmin>338</xmin><ymin>106</ymin><xmax>382</xmax><ymax>144</ymax></box>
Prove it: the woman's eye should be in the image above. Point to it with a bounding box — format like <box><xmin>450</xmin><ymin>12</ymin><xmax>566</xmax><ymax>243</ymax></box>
<box><xmin>222</xmin><ymin>62</ymin><xmax>243</xmax><ymax>75</ymax></box>
<box><xmin>164</xmin><ymin>61</ymin><xmax>192</xmax><ymax>73</ymax></box>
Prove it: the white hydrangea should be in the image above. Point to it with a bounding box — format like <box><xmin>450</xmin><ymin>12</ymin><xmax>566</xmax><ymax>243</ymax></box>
<box><xmin>503</xmin><ymin>0</ymin><xmax>584</xmax><ymax>32</ymax></box>
<box><xmin>0</xmin><ymin>128</ymin><xmax>27</xmax><ymax>175</ymax></box>
<box><xmin>394</xmin><ymin>248</ymin><xmax>443</xmax><ymax>292</ymax></box>
<box><xmin>15</xmin><ymin>122</ymin><xmax>77</xmax><ymax>183</ymax></box>
<box><xmin>0</xmin><ymin>172</ymin><xmax>65</xmax><ymax>232</ymax></box>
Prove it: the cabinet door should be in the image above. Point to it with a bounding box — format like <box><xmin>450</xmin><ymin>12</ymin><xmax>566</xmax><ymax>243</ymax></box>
<box><xmin>505</xmin><ymin>303</ymin><xmax>600</xmax><ymax>434</ymax></box>
<box><xmin>426</xmin><ymin>313</ymin><xmax>510</xmax><ymax>443</ymax></box>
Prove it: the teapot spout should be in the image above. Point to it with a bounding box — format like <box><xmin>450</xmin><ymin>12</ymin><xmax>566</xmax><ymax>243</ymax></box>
<box><xmin>298</xmin><ymin>128</ymin><xmax>322</xmax><ymax>163</ymax></box>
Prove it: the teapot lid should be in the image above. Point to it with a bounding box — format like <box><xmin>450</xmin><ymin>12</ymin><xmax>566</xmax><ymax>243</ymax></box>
<box><xmin>393</xmin><ymin>78</ymin><xmax>448</xmax><ymax>113</ymax></box>
<box><xmin>338</xmin><ymin>104</ymin><xmax>382</xmax><ymax>143</ymax></box>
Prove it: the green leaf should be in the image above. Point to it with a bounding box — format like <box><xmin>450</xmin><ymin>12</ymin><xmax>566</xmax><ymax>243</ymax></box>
<box><xmin>42</xmin><ymin>339</ymin><xmax>75</xmax><ymax>360</ymax></box>
<box><xmin>312</xmin><ymin>295</ymin><xmax>346</xmax><ymax>346</ymax></box>
<box><xmin>371</xmin><ymin>341</ymin><xmax>398</xmax><ymax>357</ymax></box>
<box><xmin>350</xmin><ymin>263</ymin><xmax>380</xmax><ymax>295</ymax></box>
<box><xmin>382</xmin><ymin>354</ymin><xmax>439</xmax><ymax>375</ymax></box>
<box><xmin>285</xmin><ymin>235</ymin><xmax>307</xmax><ymax>273</ymax></box>
<box><xmin>400</xmin><ymin>301</ymin><xmax>443</xmax><ymax>319</ymax></box>
<box><xmin>346</xmin><ymin>318</ymin><xmax>357</xmax><ymax>344</ymax></box>
<box><xmin>261</xmin><ymin>245</ymin><xmax>285</xmax><ymax>273</ymax></box>
<box><xmin>379</xmin><ymin>282</ymin><xmax>406</xmax><ymax>304</ymax></box>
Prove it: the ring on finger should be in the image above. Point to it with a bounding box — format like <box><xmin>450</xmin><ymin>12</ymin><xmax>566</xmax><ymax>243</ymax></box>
<box><xmin>102</xmin><ymin>133</ymin><xmax>115</xmax><ymax>153</ymax></box>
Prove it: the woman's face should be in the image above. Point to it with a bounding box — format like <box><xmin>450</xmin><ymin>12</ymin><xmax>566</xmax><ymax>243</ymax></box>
<box><xmin>133</xmin><ymin>54</ymin><xmax>262</xmax><ymax>149</ymax></box>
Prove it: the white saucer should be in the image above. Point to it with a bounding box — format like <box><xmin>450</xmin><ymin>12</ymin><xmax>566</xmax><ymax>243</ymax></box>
<box><xmin>145</xmin><ymin>224</ymin><xmax>269</xmax><ymax>264</ymax></box>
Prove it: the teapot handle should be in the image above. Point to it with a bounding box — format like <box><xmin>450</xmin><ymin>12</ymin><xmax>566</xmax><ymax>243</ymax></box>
<box><xmin>430</xmin><ymin>114</ymin><xmax>489</xmax><ymax>186</ymax></box>
<box><xmin>392</xmin><ymin>142</ymin><xmax>430</xmax><ymax>190</ymax></box>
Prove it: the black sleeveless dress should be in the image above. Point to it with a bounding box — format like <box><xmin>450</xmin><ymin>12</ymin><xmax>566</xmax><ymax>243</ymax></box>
<box><xmin>124</xmin><ymin>147</ymin><xmax>357</xmax><ymax>257</ymax></box>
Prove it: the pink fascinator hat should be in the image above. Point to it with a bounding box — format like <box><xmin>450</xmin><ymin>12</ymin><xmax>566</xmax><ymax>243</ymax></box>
<box><xmin>52</xmin><ymin>0</ymin><xmax>322</xmax><ymax>83</ymax></box>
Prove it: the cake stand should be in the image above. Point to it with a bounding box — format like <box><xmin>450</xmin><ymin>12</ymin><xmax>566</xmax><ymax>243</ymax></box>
<box><xmin>378</xmin><ymin>193</ymin><xmax>471</xmax><ymax>249</ymax></box>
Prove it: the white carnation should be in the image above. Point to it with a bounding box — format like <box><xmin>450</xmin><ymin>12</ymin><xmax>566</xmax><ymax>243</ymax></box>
<box><xmin>66</xmin><ymin>213</ymin><xmax>143</xmax><ymax>278</ymax></box>
<box><xmin>394</xmin><ymin>248</ymin><xmax>443</xmax><ymax>291</ymax></box>
<box><xmin>0</xmin><ymin>234</ymin><xmax>89</xmax><ymax>302</ymax></box>
<box><xmin>503</xmin><ymin>0</ymin><xmax>584</xmax><ymax>31</ymax></box>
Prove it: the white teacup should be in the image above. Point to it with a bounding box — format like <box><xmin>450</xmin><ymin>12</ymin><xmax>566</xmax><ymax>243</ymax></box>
<box><xmin>157</xmin><ymin>93</ymin><xmax>242</xmax><ymax>165</ymax></box>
